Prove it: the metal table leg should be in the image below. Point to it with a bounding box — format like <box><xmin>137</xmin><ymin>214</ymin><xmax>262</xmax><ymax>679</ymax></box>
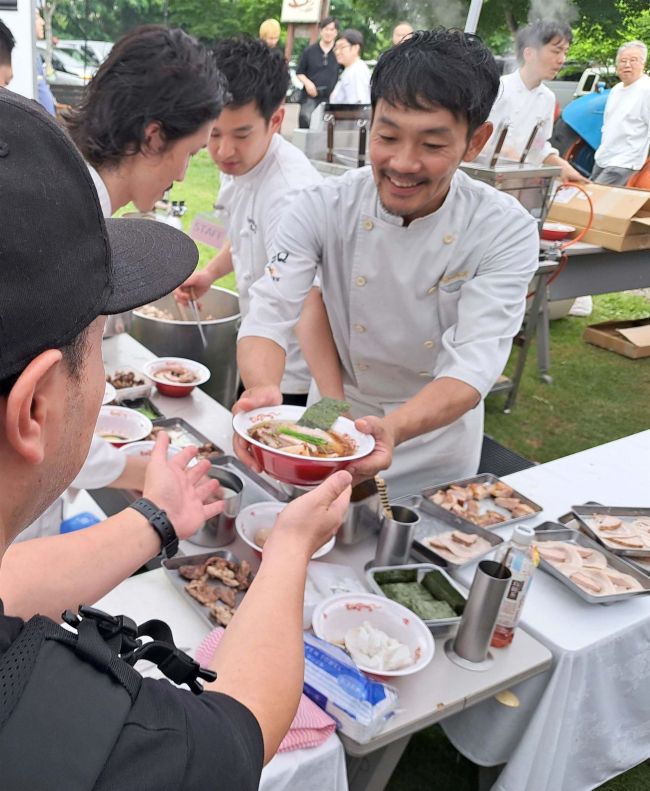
<box><xmin>346</xmin><ymin>735</ymin><xmax>411</xmax><ymax>791</ymax></box>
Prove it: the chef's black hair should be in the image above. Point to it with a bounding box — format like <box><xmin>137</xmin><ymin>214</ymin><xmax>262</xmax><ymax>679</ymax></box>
<box><xmin>370</xmin><ymin>28</ymin><xmax>499</xmax><ymax>138</ymax></box>
<box><xmin>515</xmin><ymin>20</ymin><xmax>573</xmax><ymax>63</ymax></box>
<box><xmin>0</xmin><ymin>19</ymin><xmax>15</xmax><ymax>66</ymax></box>
<box><xmin>213</xmin><ymin>36</ymin><xmax>289</xmax><ymax>123</ymax></box>
<box><xmin>67</xmin><ymin>26</ymin><xmax>228</xmax><ymax>167</ymax></box>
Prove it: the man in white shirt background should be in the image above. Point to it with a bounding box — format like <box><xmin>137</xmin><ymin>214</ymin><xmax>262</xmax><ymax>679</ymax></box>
<box><xmin>486</xmin><ymin>19</ymin><xmax>586</xmax><ymax>183</ymax></box>
<box><xmin>233</xmin><ymin>29</ymin><xmax>540</xmax><ymax>496</ymax></box>
<box><xmin>593</xmin><ymin>40</ymin><xmax>650</xmax><ymax>186</ymax></box>
<box><xmin>330</xmin><ymin>29</ymin><xmax>371</xmax><ymax>105</ymax></box>
<box><xmin>175</xmin><ymin>37</ymin><xmax>338</xmax><ymax>406</ymax></box>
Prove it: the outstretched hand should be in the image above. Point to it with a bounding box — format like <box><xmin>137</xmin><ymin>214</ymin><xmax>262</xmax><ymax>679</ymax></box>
<box><xmin>347</xmin><ymin>416</ymin><xmax>395</xmax><ymax>485</ymax></box>
<box><xmin>265</xmin><ymin>470</ymin><xmax>353</xmax><ymax>561</ymax></box>
<box><xmin>142</xmin><ymin>431</ymin><xmax>224</xmax><ymax>539</ymax></box>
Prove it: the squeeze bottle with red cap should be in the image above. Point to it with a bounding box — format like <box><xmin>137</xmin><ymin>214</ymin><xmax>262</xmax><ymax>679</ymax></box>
<box><xmin>491</xmin><ymin>524</ymin><xmax>536</xmax><ymax>648</ymax></box>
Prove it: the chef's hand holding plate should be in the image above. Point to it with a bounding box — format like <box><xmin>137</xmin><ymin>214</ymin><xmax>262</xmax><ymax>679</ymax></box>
<box><xmin>264</xmin><ymin>470</ymin><xmax>353</xmax><ymax>562</ymax></box>
<box><xmin>347</xmin><ymin>415</ymin><xmax>395</xmax><ymax>484</ymax></box>
<box><xmin>232</xmin><ymin>384</ymin><xmax>283</xmax><ymax>472</ymax></box>
<box><xmin>142</xmin><ymin>431</ymin><xmax>224</xmax><ymax>538</ymax></box>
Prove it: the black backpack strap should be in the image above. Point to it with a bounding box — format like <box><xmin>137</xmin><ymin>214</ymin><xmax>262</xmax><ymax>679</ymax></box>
<box><xmin>0</xmin><ymin>615</ymin><xmax>139</xmax><ymax>791</ymax></box>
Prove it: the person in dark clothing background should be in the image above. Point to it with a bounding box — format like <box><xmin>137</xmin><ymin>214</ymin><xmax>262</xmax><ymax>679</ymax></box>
<box><xmin>296</xmin><ymin>16</ymin><xmax>340</xmax><ymax>128</ymax></box>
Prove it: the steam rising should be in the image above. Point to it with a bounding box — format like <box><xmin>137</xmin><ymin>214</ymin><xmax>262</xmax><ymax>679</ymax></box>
<box><xmin>528</xmin><ymin>0</ymin><xmax>578</xmax><ymax>24</ymax></box>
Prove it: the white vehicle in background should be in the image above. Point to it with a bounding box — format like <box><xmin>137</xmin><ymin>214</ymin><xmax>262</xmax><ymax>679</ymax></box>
<box><xmin>56</xmin><ymin>39</ymin><xmax>113</xmax><ymax>66</ymax></box>
<box><xmin>36</xmin><ymin>41</ymin><xmax>94</xmax><ymax>85</ymax></box>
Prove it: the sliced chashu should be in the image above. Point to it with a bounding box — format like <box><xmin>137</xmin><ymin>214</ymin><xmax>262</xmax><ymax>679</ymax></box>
<box><xmin>425</xmin><ymin>530</ymin><xmax>489</xmax><ymax>562</ymax></box>
<box><xmin>565</xmin><ymin>566</ymin><xmax>617</xmax><ymax>596</ymax></box>
<box><xmin>536</xmin><ymin>541</ymin><xmax>584</xmax><ymax>567</ymax></box>
<box><xmin>605</xmin><ymin>569</ymin><xmax>643</xmax><ymax>593</ymax></box>
<box><xmin>575</xmin><ymin>545</ymin><xmax>608</xmax><ymax>569</ymax></box>
<box><xmin>588</xmin><ymin>514</ymin><xmax>623</xmax><ymax>531</ymax></box>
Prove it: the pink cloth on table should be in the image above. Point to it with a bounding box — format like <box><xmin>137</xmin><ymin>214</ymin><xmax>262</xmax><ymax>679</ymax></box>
<box><xmin>196</xmin><ymin>627</ymin><xmax>337</xmax><ymax>752</ymax></box>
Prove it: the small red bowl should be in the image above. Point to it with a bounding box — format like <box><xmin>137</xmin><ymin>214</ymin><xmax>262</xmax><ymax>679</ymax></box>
<box><xmin>232</xmin><ymin>405</ymin><xmax>375</xmax><ymax>487</ymax></box>
<box><xmin>541</xmin><ymin>222</ymin><xmax>576</xmax><ymax>241</ymax></box>
<box><xmin>143</xmin><ymin>357</ymin><xmax>210</xmax><ymax>398</ymax></box>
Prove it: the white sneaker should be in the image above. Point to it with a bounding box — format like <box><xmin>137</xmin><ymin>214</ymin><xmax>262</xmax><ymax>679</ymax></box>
<box><xmin>568</xmin><ymin>295</ymin><xmax>593</xmax><ymax>317</ymax></box>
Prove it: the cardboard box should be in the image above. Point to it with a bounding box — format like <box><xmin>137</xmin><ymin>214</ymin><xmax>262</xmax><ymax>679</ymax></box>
<box><xmin>547</xmin><ymin>183</ymin><xmax>650</xmax><ymax>251</ymax></box>
<box><xmin>584</xmin><ymin>317</ymin><xmax>650</xmax><ymax>359</ymax></box>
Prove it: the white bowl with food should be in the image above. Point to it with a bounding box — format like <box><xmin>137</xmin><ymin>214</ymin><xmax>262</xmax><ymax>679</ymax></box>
<box><xmin>232</xmin><ymin>403</ymin><xmax>375</xmax><ymax>486</ymax></box>
<box><xmin>235</xmin><ymin>501</ymin><xmax>335</xmax><ymax>560</ymax></box>
<box><xmin>95</xmin><ymin>406</ymin><xmax>153</xmax><ymax>447</ymax></box>
<box><xmin>143</xmin><ymin>357</ymin><xmax>210</xmax><ymax>398</ymax></box>
<box><xmin>312</xmin><ymin>592</ymin><xmax>434</xmax><ymax>677</ymax></box>
<box><xmin>105</xmin><ymin>367</ymin><xmax>152</xmax><ymax>402</ymax></box>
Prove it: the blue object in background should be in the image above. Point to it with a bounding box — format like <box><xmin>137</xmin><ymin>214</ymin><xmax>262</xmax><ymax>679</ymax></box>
<box><xmin>561</xmin><ymin>90</ymin><xmax>610</xmax><ymax>151</ymax></box>
<box><xmin>60</xmin><ymin>512</ymin><xmax>101</xmax><ymax>534</ymax></box>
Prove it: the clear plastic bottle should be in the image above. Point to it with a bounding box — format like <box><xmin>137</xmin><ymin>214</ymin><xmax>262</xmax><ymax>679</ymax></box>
<box><xmin>491</xmin><ymin>524</ymin><xmax>536</xmax><ymax>648</ymax></box>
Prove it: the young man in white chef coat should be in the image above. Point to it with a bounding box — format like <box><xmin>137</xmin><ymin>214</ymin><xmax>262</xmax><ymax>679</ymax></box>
<box><xmin>175</xmin><ymin>36</ymin><xmax>333</xmax><ymax>406</ymax></box>
<box><xmin>485</xmin><ymin>19</ymin><xmax>586</xmax><ymax>183</ymax></box>
<box><xmin>233</xmin><ymin>28</ymin><xmax>541</xmax><ymax>496</ymax></box>
<box><xmin>593</xmin><ymin>41</ymin><xmax>650</xmax><ymax>186</ymax></box>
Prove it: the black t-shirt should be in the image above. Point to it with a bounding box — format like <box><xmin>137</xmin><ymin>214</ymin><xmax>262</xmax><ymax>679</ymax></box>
<box><xmin>296</xmin><ymin>42</ymin><xmax>339</xmax><ymax>98</ymax></box>
<box><xmin>0</xmin><ymin>611</ymin><xmax>264</xmax><ymax>790</ymax></box>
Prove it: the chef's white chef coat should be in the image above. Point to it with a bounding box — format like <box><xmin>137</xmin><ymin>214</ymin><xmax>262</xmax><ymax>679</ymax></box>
<box><xmin>486</xmin><ymin>70</ymin><xmax>558</xmax><ymax>165</ymax></box>
<box><xmin>240</xmin><ymin>167</ymin><xmax>539</xmax><ymax>496</ymax></box>
<box><xmin>595</xmin><ymin>74</ymin><xmax>650</xmax><ymax>170</ymax></box>
<box><xmin>329</xmin><ymin>59</ymin><xmax>371</xmax><ymax>105</ymax></box>
<box><xmin>216</xmin><ymin>133</ymin><xmax>322</xmax><ymax>394</ymax></box>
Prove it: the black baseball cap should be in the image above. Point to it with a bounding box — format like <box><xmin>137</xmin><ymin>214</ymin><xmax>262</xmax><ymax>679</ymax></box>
<box><xmin>0</xmin><ymin>88</ymin><xmax>199</xmax><ymax>379</ymax></box>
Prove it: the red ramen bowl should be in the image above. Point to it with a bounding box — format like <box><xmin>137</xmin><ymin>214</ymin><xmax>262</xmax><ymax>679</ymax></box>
<box><xmin>232</xmin><ymin>405</ymin><xmax>375</xmax><ymax>486</ymax></box>
<box><xmin>143</xmin><ymin>357</ymin><xmax>210</xmax><ymax>398</ymax></box>
<box><xmin>541</xmin><ymin>222</ymin><xmax>576</xmax><ymax>242</ymax></box>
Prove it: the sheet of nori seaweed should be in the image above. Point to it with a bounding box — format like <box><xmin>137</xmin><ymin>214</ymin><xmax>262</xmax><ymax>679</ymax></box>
<box><xmin>421</xmin><ymin>570</ymin><xmax>466</xmax><ymax>615</ymax></box>
<box><xmin>380</xmin><ymin>582</ymin><xmax>456</xmax><ymax>620</ymax></box>
<box><xmin>297</xmin><ymin>397</ymin><xmax>351</xmax><ymax>430</ymax></box>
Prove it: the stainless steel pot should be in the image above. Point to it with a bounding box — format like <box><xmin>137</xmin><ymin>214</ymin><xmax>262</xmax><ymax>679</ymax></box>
<box><xmin>130</xmin><ymin>286</ymin><xmax>241</xmax><ymax>408</ymax></box>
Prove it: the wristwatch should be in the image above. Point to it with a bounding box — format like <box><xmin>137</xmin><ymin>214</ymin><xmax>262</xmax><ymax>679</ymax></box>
<box><xmin>129</xmin><ymin>498</ymin><xmax>179</xmax><ymax>558</ymax></box>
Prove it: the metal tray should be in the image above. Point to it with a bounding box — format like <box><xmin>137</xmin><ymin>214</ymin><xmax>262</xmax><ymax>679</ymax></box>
<box><xmin>421</xmin><ymin>473</ymin><xmax>542</xmax><ymax>530</ymax></box>
<box><xmin>163</xmin><ymin>549</ymin><xmax>253</xmax><ymax>628</ymax></box>
<box><xmin>366</xmin><ymin>563</ymin><xmax>466</xmax><ymax>634</ymax></box>
<box><xmin>151</xmin><ymin>417</ymin><xmax>224</xmax><ymax>459</ymax></box>
<box><xmin>208</xmin><ymin>456</ymin><xmax>289</xmax><ymax>505</ymax></box>
<box><xmin>571</xmin><ymin>505</ymin><xmax>650</xmax><ymax>558</ymax></box>
<box><xmin>396</xmin><ymin>494</ymin><xmax>503</xmax><ymax>569</ymax></box>
<box><xmin>534</xmin><ymin>522</ymin><xmax>650</xmax><ymax>604</ymax></box>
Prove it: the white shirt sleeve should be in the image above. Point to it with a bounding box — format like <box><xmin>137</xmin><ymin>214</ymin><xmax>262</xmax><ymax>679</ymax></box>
<box><xmin>239</xmin><ymin>192</ymin><xmax>323</xmax><ymax>353</ymax></box>
<box><xmin>329</xmin><ymin>61</ymin><xmax>370</xmax><ymax>104</ymax></box>
<box><xmin>433</xmin><ymin>211</ymin><xmax>540</xmax><ymax>398</ymax></box>
<box><xmin>70</xmin><ymin>435</ymin><xmax>127</xmax><ymax>490</ymax></box>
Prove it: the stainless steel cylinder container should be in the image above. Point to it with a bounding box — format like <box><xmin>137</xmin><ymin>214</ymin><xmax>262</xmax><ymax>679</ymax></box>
<box><xmin>130</xmin><ymin>286</ymin><xmax>241</xmax><ymax>408</ymax></box>
<box><xmin>187</xmin><ymin>468</ymin><xmax>244</xmax><ymax>548</ymax></box>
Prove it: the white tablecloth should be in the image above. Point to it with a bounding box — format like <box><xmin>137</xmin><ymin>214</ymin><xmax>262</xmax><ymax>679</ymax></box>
<box><xmin>442</xmin><ymin>430</ymin><xmax>650</xmax><ymax>791</ymax></box>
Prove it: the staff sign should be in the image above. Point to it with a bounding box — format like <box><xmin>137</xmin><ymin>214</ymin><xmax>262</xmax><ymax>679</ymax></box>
<box><xmin>189</xmin><ymin>213</ymin><xmax>228</xmax><ymax>249</ymax></box>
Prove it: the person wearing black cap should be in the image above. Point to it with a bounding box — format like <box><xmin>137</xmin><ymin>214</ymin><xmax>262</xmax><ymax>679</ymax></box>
<box><xmin>0</xmin><ymin>88</ymin><xmax>352</xmax><ymax>784</ymax></box>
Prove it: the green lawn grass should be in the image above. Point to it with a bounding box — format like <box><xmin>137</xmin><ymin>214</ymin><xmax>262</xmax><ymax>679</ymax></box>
<box><xmin>172</xmin><ymin>151</ymin><xmax>650</xmax><ymax>791</ymax></box>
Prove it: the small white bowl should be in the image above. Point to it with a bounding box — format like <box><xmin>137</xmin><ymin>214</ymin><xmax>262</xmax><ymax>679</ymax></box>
<box><xmin>105</xmin><ymin>366</ymin><xmax>152</xmax><ymax>402</ymax></box>
<box><xmin>312</xmin><ymin>593</ymin><xmax>435</xmax><ymax>677</ymax></box>
<box><xmin>235</xmin><ymin>501</ymin><xmax>335</xmax><ymax>560</ymax></box>
<box><xmin>143</xmin><ymin>357</ymin><xmax>210</xmax><ymax>398</ymax></box>
<box><xmin>102</xmin><ymin>382</ymin><xmax>116</xmax><ymax>405</ymax></box>
<box><xmin>120</xmin><ymin>440</ymin><xmax>182</xmax><ymax>460</ymax></box>
<box><xmin>95</xmin><ymin>406</ymin><xmax>153</xmax><ymax>447</ymax></box>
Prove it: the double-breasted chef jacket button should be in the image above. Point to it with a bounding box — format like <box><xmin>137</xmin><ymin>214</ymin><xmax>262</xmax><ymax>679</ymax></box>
<box><xmin>355</xmin><ymin>276</ymin><xmax>367</xmax><ymax>287</ymax></box>
<box><xmin>427</xmin><ymin>285</ymin><xmax>437</xmax><ymax>295</ymax></box>
<box><xmin>362</xmin><ymin>219</ymin><xmax>374</xmax><ymax>231</ymax></box>
<box><xmin>357</xmin><ymin>363</ymin><xmax>369</xmax><ymax>371</ymax></box>
<box><xmin>418</xmin><ymin>371</ymin><xmax>430</xmax><ymax>377</ymax></box>
<box><xmin>423</xmin><ymin>340</ymin><xmax>434</xmax><ymax>349</ymax></box>
<box><xmin>443</xmin><ymin>233</ymin><xmax>455</xmax><ymax>244</ymax></box>
<box><xmin>354</xmin><ymin>324</ymin><xmax>366</xmax><ymax>333</ymax></box>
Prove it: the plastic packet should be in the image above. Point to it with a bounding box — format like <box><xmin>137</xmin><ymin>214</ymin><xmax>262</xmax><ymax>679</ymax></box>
<box><xmin>303</xmin><ymin>632</ymin><xmax>398</xmax><ymax>743</ymax></box>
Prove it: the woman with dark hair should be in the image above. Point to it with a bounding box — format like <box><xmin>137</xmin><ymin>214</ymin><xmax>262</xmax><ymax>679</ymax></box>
<box><xmin>330</xmin><ymin>28</ymin><xmax>370</xmax><ymax>104</ymax></box>
<box><xmin>67</xmin><ymin>25</ymin><xmax>228</xmax><ymax>216</ymax></box>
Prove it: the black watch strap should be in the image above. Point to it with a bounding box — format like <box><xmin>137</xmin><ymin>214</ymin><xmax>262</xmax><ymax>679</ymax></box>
<box><xmin>129</xmin><ymin>498</ymin><xmax>179</xmax><ymax>559</ymax></box>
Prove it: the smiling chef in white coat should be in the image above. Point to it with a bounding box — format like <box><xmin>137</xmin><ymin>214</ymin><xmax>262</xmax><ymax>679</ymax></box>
<box><xmin>233</xmin><ymin>28</ymin><xmax>540</xmax><ymax>496</ymax></box>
